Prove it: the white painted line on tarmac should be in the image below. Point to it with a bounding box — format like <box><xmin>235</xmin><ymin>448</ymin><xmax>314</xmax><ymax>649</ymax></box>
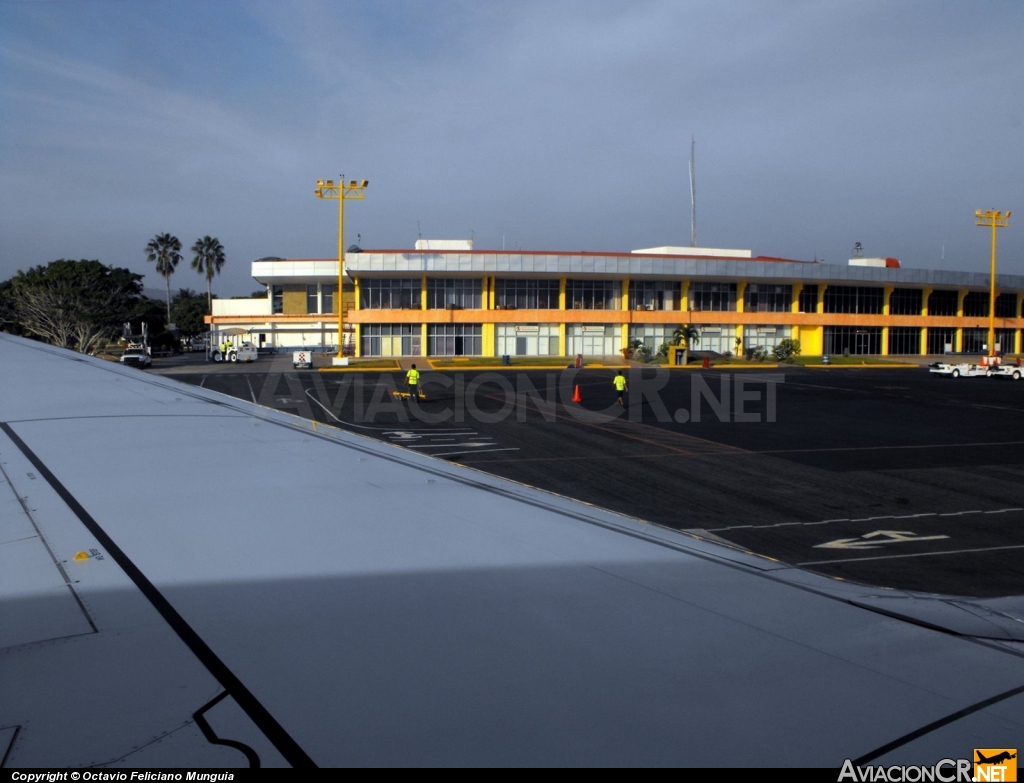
<box><xmin>798</xmin><ymin>543</ymin><xmax>1024</xmax><ymax>566</ymax></box>
<box><xmin>381</xmin><ymin>429</ymin><xmax>477</xmax><ymax>434</ymax></box>
<box><xmin>434</xmin><ymin>447</ymin><xmax>521</xmax><ymax>457</ymax></box>
<box><xmin>706</xmin><ymin>507</ymin><xmax>1022</xmax><ymax>533</ymax></box>
<box><xmin>408</xmin><ymin>443</ymin><xmax>495</xmax><ymax>449</ymax></box>
<box><xmin>245</xmin><ymin>376</ymin><xmax>257</xmax><ymax>404</ymax></box>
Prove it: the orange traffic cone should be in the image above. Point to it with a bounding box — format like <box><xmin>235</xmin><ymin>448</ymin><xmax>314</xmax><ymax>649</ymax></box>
<box><xmin>572</xmin><ymin>385</ymin><xmax>582</xmax><ymax>403</ymax></box>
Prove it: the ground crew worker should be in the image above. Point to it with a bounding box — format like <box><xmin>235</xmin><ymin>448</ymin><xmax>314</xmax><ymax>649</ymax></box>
<box><xmin>613</xmin><ymin>370</ymin><xmax>628</xmax><ymax>407</ymax></box>
<box><xmin>406</xmin><ymin>363</ymin><xmax>421</xmax><ymax>399</ymax></box>
<box><xmin>219</xmin><ymin>341</ymin><xmax>227</xmax><ymax>360</ymax></box>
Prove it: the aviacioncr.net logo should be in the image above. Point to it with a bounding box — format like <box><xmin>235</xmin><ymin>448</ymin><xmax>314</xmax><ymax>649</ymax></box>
<box><xmin>838</xmin><ymin>759</ymin><xmax>972</xmax><ymax>782</ymax></box>
<box><xmin>974</xmin><ymin>749</ymin><xmax>1017</xmax><ymax>782</ymax></box>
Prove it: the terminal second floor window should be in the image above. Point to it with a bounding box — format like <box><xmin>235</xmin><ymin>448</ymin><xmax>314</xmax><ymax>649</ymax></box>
<box><xmin>823</xmin><ymin>286</ymin><xmax>883</xmax><ymax>314</ymax></box>
<box><xmin>630</xmin><ymin>280</ymin><xmax>681</xmax><ymax>310</ymax></box>
<box><xmin>996</xmin><ymin>293</ymin><xmax>1017</xmax><ymax>319</ymax></box>
<box><xmin>798</xmin><ymin>285</ymin><xmax>818</xmax><ymax>313</ymax></box>
<box><xmin>306</xmin><ymin>285</ymin><xmax>319</xmax><ymax>314</ymax></box>
<box><xmin>427</xmin><ymin>278</ymin><xmax>482</xmax><ymax>309</ymax></box>
<box><xmin>689</xmin><ymin>282</ymin><xmax>737</xmax><ymax>312</ymax></box>
<box><xmin>567</xmin><ymin>279</ymin><xmax>621</xmax><ymax>310</ymax></box>
<box><xmin>272</xmin><ymin>286</ymin><xmax>283</xmax><ymax>314</ymax></box>
<box><xmin>360</xmin><ymin>278</ymin><xmax>421</xmax><ymax>309</ymax></box>
<box><xmin>744</xmin><ymin>284</ymin><xmax>791</xmax><ymax>313</ymax></box>
<box><xmin>927</xmin><ymin>290</ymin><xmax>958</xmax><ymax>316</ymax></box>
<box><xmin>495</xmin><ymin>279</ymin><xmax>559</xmax><ymax>309</ymax></box>
<box><xmin>962</xmin><ymin>292</ymin><xmax>989</xmax><ymax>318</ymax></box>
<box><xmin>322</xmin><ymin>285</ymin><xmax>336</xmax><ymax>314</ymax></box>
<box><xmin>889</xmin><ymin>288</ymin><xmax>923</xmax><ymax>315</ymax></box>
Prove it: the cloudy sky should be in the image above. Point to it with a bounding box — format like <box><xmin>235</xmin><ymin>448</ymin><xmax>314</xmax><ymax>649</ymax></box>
<box><xmin>1</xmin><ymin>0</ymin><xmax>1022</xmax><ymax>296</ymax></box>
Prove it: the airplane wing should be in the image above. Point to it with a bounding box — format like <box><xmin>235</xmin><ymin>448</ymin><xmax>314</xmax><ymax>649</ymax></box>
<box><xmin>2</xmin><ymin>333</ymin><xmax>1023</xmax><ymax>768</ymax></box>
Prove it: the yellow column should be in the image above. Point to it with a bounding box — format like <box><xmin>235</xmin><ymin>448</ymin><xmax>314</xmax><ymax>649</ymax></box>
<box><xmin>354</xmin><ymin>324</ymin><xmax>361</xmax><ymax>358</ymax></box>
<box><xmin>881</xmin><ymin>327</ymin><xmax>889</xmax><ymax>355</ymax></box>
<box><xmin>921</xmin><ymin>288</ymin><xmax>932</xmax><ymax>316</ymax></box>
<box><xmin>817</xmin><ymin>287</ymin><xmax>826</xmax><ymax>314</ymax></box>
<box><xmin>559</xmin><ymin>277</ymin><xmax>568</xmax><ymax>357</ymax></box>
<box><xmin>957</xmin><ymin>289</ymin><xmax>965</xmax><ymax>317</ymax></box>
<box><xmin>681</xmin><ymin>280</ymin><xmax>690</xmax><ymax>312</ymax></box>
<box><xmin>353</xmin><ymin>278</ymin><xmax>360</xmax><ymax>311</ymax></box>
<box><xmin>883</xmin><ymin>286</ymin><xmax>894</xmax><ymax>316</ymax></box>
<box><xmin>736</xmin><ymin>282</ymin><xmax>746</xmax><ymax>313</ymax></box>
<box><xmin>792</xmin><ymin>284</ymin><xmax>803</xmax><ymax>313</ymax></box>
<box><xmin>487</xmin><ymin>276</ymin><xmax>495</xmax><ymax>309</ymax></box>
<box><xmin>801</xmin><ymin>326</ymin><xmax>824</xmax><ymax>354</ymax></box>
<box><xmin>920</xmin><ymin>328</ymin><xmax>928</xmax><ymax>356</ymax></box>
<box><xmin>734</xmin><ymin>324</ymin><xmax>744</xmax><ymax>357</ymax></box>
<box><xmin>621</xmin><ymin>278</ymin><xmax>630</xmax><ymax>353</ymax></box>
<box><xmin>421</xmin><ymin>323</ymin><xmax>428</xmax><ymax>356</ymax></box>
<box><xmin>421</xmin><ymin>276</ymin><xmax>428</xmax><ymax>310</ymax></box>
<box><xmin>482</xmin><ymin>323</ymin><xmax>495</xmax><ymax>357</ymax></box>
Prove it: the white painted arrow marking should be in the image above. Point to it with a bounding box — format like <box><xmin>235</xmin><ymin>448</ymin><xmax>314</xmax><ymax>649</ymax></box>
<box><xmin>813</xmin><ymin>530</ymin><xmax>950</xmax><ymax>550</ymax></box>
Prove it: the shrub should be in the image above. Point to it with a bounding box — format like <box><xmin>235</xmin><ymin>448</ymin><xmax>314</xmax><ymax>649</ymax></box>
<box><xmin>772</xmin><ymin>338</ymin><xmax>802</xmax><ymax>363</ymax></box>
<box><xmin>745</xmin><ymin>345</ymin><xmax>769</xmax><ymax>362</ymax></box>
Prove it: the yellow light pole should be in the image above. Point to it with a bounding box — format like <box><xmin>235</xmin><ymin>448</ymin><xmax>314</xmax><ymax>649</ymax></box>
<box><xmin>974</xmin><ymin>209</ymin><xmax>1011</xmax><ymax>357</ymax></box>
<box><xmin>315</xmin><ymin>176</ymin><xmax>368</xmax><ymax>363</ymax></box>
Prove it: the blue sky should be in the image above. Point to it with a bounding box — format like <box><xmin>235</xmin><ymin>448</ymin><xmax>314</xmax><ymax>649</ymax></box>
<box><xmin>1</xmin><ymin>0</ymin><xmax>1022</xmax><ymax>296</ymax></box>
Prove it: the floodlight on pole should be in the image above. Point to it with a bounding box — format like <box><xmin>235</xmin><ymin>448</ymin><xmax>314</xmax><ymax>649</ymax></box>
<box><xmin>315</xmin><ymin>175</ymin><xmax>368</xmax><ymax>361</ymax></box>
<box><xmin>974</xmin><ymin>209</ymin><xmax>1011</xmax><ymax>358</ymax></box>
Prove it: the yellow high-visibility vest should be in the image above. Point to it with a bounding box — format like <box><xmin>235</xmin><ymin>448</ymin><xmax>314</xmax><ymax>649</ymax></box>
<box><xmin>407</xmin><ymin>369</ymin><xmax>421</xmax><ymax>384</ymax></box>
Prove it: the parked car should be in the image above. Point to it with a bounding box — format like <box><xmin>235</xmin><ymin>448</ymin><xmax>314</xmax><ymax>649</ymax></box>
<box><xmin>186</xmin><ymin>337</ymin><xmax>209</xmax><ymax>353</ymax></box>
<box><xmin>120</xmin><ymin>348</ymin><xmax>152</xmax><ymax>369</ymax></box>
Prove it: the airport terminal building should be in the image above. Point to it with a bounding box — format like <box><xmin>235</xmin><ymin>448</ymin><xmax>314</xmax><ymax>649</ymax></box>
<box><xmin>209</xmin><ymin>241</ymin><xmax>1024</xmax><ymax>358</ymax></box>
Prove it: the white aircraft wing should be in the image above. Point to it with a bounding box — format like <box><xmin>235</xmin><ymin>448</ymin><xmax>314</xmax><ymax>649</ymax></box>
<box><xmin>1</xmin><ymin>334</ymin><xmax>1022</xmax><ymax>768</ymax></box>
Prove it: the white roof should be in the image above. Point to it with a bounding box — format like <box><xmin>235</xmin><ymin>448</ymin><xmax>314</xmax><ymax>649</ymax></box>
<box><xmin>414</xmin><ymin>239</ymin><xmax>474</xmax><ymax>251</ymax></box>
<box><xmin>631</xmin><ymin>246</ymin><xmax>753</xmax><ymax>258</ymax></box>
<box><xmin>2</xmin><ymin>333</ymin><xmax>1022</xmax><ymax>767</ymax></box>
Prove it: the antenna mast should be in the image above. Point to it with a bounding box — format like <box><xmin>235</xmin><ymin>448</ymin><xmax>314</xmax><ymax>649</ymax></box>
<box><xmin>689</xmin><ymin>135</ymin><xmax>697</xmax><ymax>247</ymax></box>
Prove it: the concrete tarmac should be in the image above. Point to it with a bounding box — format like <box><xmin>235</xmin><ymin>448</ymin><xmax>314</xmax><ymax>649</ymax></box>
<box><xmin>162</xmin><ymin>359</ymin><xmax>1024</xmax><ymax>598</ymax></box>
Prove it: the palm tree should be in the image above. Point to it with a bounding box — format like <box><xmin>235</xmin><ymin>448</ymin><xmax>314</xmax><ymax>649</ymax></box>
<box><xmin>145</xmin><ymin>233</ymin><xmax>182</xmax><ymax>325</ymax></box>
<box><xmin>190</xmin><ymin>236</ymin><xmax>226</xmax><ymax>314</ymax></box>
<box><xmin>673</xmin><ymin>324</ymin><xmax>701</xmax><ymax>364</ymax></box>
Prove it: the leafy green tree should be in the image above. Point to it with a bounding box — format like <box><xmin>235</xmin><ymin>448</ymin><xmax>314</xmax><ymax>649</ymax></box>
<box><xmin>0</xmin><ymin>278</ymin><xmax>20</xmax><ymax>335</ymax></box>
<box><xmin>145</xmin><ymin>233</ymin><xmax>182</xmax><ymax>325</ymax></box>
<box><xmin>132</xmin><ymin>296</ymin><xmax>169</xmax><ymax>335</ymax></box>
<box><xmin>673</xmin><ymin>324</ymin><xmax>701</xmax><ymax>347</ymax></box>
<box><xmin>772</xmin><ymin>338</ymin><xmax>801</xmax><ymax>363</ymax></box>
<box><xmin>171</xmin><ymin>289</ymin><xmax>209</xmax><ymax>338</ymax></box>
<box><xmin>11</xmin><ymin>260</ymin><xmax>142</xmax><ymax>352</ymax></box>
<box><xmin>190</xmin><ymin>235</ymin><xmax>225</xmax><ymax>314</ymax></box>
<box><xmin>673</xmin><ymin>324</ymin><xmax>701</xmax><ymax>364</ymax></box>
